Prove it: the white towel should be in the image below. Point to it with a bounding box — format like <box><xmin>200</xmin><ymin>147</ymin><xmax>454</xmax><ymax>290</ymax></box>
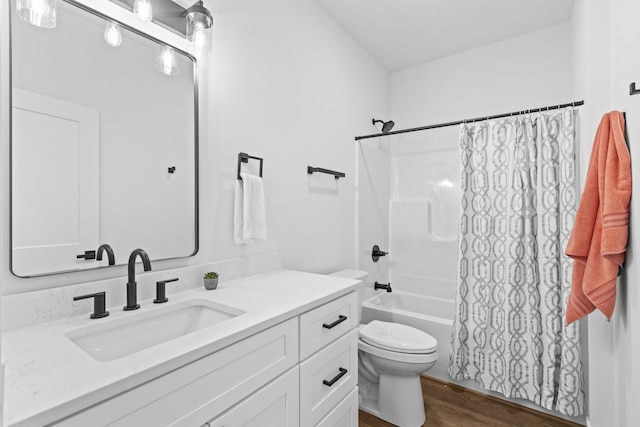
<box><xmin>234</xmin><ymin>173</ymin><xmax>267</xmax><ymax>244</ymax></box>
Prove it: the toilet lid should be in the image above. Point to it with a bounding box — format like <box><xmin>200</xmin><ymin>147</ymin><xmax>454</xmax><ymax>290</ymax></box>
<box><xmin>359</xmin><ymin>320</ymin><xmax>437</xmax><ymax>354</ymax></box>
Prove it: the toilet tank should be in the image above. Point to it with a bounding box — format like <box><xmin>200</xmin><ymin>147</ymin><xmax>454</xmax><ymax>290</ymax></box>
<box><xmin>329</xmin><ymin>269</ymin><xmax>368</xmax><ymax>282</ymax></box>
<box><xmin>330</xmin><ymin>269</ymin><xmax>369</xmax><ymax>323</ymax></box>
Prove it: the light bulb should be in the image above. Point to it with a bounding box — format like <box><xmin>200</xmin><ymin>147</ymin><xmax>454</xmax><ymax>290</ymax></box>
<box><xmin>155</xmin><ymin>46</ymin><xmax>179</xmax><ymax>76</ymax></box>
<box><xmin>16</xmin><ymin>0</ymin><xmax>57</xmax><ymax>28</ymax></box>
<box><xmin>190</xmin><ymin>21</ymin><xmax>209</xmax><ymax>58</ymax></box>
<box><xmin>133</xmin><ymin>0</ymin><xmax>152</xmax><ymax>23</ymax></box>
<box><xmin>104</xmin><ymin>22</ymin><xmax>122</xmax><ymax>47</ymax></box>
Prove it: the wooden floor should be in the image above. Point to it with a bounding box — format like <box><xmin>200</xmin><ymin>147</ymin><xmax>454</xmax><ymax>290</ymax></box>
<box><xmin>359</xmin><ymin>376</ymin><xmax>584</xmax><ymax>427</ymax></box>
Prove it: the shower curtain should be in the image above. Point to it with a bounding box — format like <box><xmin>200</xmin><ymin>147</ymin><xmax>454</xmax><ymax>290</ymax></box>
<box><xmin>448</xmin><ymin>108</ymin><xmax>584</xmax><ymax>416</ymax></box>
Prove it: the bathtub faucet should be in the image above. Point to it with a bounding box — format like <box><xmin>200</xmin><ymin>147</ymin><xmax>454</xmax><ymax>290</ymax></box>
<box><xmin>374</xmin><ymin>282</ymin><xmax>392</xmax><ymax>292</ymax></box>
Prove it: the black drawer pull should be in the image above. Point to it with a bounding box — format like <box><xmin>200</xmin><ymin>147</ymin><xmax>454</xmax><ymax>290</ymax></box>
<box><xmin>323</xmin><ymin>315</ymin><xmax>347</xmax><ymax>329</ymax></box>
<box><xmin>76</xmin><ymin>250</ymin><xmax>96</xmax><ymax>260</ymax></box>
<box><xmin>323</xmin><ymin>367</ymin><xmax>348</xmax><ymax>387</ymax></box>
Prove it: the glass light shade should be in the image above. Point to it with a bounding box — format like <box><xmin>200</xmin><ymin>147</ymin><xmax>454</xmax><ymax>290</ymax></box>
<box><xmin>186</xmin><ymin>2</ymin><xmax>212</xmax><ymax>58</ymax></box>
<box><xmin>104</xmin><ymin>22</ymin><xmax>122</xmax><ymax>47</ymax></box>
<box><xmin>187</xmin><ymin>21</ymin><xmax>210</xmax><ymax>58</ymax></box>
<box><xmin>155</xmin><ymin>46</ymin><xmax>180</xmax><ymax>76</ymax></box>
<box><xmin>133</xmin><ymin>0</ymin><xmax>152</xmax><ymax>23</ymax></box>
<box><xmin>16</xmin><ymin>0</ymin><xmax>57</xmax><ymax>28</ymax></box>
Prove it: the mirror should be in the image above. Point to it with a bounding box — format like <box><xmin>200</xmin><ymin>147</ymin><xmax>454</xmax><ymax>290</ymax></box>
<box><xmin>10</xmin><ymin>0</ymin><xmax>198</xmax><ymax>277</ymax></box>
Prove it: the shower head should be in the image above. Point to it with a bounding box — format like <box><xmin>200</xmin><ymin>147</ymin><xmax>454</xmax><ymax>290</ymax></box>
<box><xmin>372</xmin><ymin>118</ymin><xmax>395</xmax><ymax>134</ymax></box>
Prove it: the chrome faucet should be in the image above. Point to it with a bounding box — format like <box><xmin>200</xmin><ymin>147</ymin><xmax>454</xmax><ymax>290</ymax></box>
<box><xmin>96</xmin><ymin>243</ymin><xmax>116</xmax><ymax>266</ymax></box>
<box><xmin>124</xmin><ymin>249</ymin><xmax>152</xmax><ymax>311</ymax></box>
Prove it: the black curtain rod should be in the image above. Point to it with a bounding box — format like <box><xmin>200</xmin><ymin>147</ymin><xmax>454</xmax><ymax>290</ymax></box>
<box><xmin>354</xmin><ymin>100</ymin><xmax>585</xmax><ymax>141</ymax></box>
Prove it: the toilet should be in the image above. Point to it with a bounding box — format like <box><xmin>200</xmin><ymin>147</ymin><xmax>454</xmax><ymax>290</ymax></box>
<box><xmin>330</xmin><ymin>270</ymin><xmax>439</xmax><ymax>427</ymax></box>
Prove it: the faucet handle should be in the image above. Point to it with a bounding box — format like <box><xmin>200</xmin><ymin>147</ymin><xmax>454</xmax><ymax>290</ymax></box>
<box><xmin>371</xmin><ymin>245</ymin><xmax>388</xmax><ymax>262</ymax></box>
<box><xmin>73</xmin><ymin>292</ymin><xmax>109</xmax><ymax>319</ymax></box>
<box><xmin>154</xmin><ymin>278</ymin><xmax>179</xmax><ymax>304</ymax></box>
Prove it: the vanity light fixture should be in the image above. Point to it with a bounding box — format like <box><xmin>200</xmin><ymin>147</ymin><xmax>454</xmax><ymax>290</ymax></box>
<box><xmin>15</xmin><ymin>0</ymin><xmax>57</xmax><ymax>28</ymax></box>
<box><xmin>185</xmin><ymin>1</ymin><xmax>213</xmax><ymax>58</ymax></box>
<box><xmin>104</xmin><ymin>22</ymin><xmax>123</xmax><ymax>47</ymax></box>
<box><xmin>105</xmin><ymin>0</ymin><xmax>215</xmax><ymax>58</ymax></box>
<box><xmin>133</xmin><ymin>0</ymin><xmax>153</xmax><ymax>23</ymax></box>
<box><xmin>155</xmin><ymin>45</ymin><xmax>180</xmax><ymax>75</ymax></box>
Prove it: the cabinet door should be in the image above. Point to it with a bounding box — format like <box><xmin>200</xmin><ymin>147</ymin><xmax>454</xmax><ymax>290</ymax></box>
<box><xmin>207</xmin><ymin>367</ymin><xmax>299</xmax><ymax>427</ymax></box>
<box><xmin>316</xmin><ymin>387</ymin><xmax>358</xmax><ymax>427</ymax></box>
<box><xmin>299</xmin><ymin>329</ymin><xmax>358</xmax><ymax>426</ymax></box>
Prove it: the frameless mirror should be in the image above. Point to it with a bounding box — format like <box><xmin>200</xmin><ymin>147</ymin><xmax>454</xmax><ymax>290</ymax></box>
<box><xmin>10</xmin><ymin>0</ymin><xmax>198</xmax><ymax>277</ymax></box>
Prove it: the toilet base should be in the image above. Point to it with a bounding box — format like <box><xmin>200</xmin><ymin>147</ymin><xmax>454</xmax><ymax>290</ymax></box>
<box><xmin>358</xmin><ymin>373</ymin><xmax>426</xmax><ymax>427</ymax></box>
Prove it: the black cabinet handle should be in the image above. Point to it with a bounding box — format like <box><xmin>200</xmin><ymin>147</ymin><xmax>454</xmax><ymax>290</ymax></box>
<box><xmin>323</xmin><ymin>315</ymin><xmax>347</xmax><ymax>329</ymax></box>
<box><xmin>323</xmin><ymin>367</ymin><xmax>347</xmax><ymax>387</ymax></box>
<box><xmin>76</xmin><ymin>250</ymin><xmax>96</xmax><ymax>260</ymax></box>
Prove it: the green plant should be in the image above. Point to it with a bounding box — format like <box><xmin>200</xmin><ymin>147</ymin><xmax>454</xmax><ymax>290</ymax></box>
<box><xmin>204</xmin><ymin>272</ymin><xmax>218</xmax><ymax>279</ymax></box>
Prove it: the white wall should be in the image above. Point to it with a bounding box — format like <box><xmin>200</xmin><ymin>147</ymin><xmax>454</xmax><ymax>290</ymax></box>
<box><xmin>572</xmin><ymin>1</ymin><xmax>640</xmax><ymax>426</ymax></box>
<box><xmin>382</xmin><ymin>22</ymin><xmax>581</xmax><ymax>422</ymax></box>
<box><xmin>0</xmin><ymin>0</ymin><xmax>389</xmax><ymax>295</ymax></box>
<box><xmin>391</xmin><ymin>23</ymin><xmax>573</xmax><ymax>128</ymax></box>
<box><xmin>205</xmin><ymin>0</ymin><xmax>389</xmax><ymax>274</ymax></box>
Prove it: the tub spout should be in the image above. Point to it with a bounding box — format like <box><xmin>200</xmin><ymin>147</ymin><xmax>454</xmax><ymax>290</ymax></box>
<box><xmin>374</xmin><ymin>282</ymin><xmax>392</xmax><ymax>292</ymax></box>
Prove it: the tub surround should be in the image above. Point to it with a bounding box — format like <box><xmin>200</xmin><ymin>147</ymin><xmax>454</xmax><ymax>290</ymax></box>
<box><xmin>2</xmin><ymin>269</ymin><xmax>362</xmax><ymax>426</ymax></box>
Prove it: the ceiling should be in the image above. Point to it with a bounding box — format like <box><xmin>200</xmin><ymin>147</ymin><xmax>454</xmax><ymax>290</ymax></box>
<box><xmin>313</xmin><ymin>0</ymin><xmax>574</xmax><ymax>71</ymax></box>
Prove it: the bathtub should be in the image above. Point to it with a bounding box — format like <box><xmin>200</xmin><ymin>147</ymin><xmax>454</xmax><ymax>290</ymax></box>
<box><xmin>361</xmin><ymin>291</ymin><xmax>454</xmax><ymax>381</ymax></box>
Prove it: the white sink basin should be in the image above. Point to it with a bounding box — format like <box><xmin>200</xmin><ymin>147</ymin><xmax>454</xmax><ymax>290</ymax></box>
<box><xmin>66</xmin><ymin>299</ymin><xmax>245</xmax><ymax>362</ymax></box>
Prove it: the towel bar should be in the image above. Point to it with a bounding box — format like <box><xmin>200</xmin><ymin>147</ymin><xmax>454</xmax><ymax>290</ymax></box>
<box><xmin>237</xmin><ymin>152</ymin><xmax>263</xmax><ymax>180</ymax></box>
<box><xmin>307</xmin><ymin>166</ymin><xmax>345</xmax><ymax>179</ymax></box>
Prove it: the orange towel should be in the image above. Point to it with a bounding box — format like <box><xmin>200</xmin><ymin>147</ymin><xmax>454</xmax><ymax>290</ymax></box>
<box><xmin>565</xmin><ymin>111</ymin><xmax>631</xmax><ymax>324</ymax></box>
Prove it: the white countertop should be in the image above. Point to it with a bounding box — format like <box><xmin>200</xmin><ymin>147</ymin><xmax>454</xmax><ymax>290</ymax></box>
<box><xmin>2</xmin><ymin>270</ymin><xmax>361</xmax><ymax>427</ymax></box>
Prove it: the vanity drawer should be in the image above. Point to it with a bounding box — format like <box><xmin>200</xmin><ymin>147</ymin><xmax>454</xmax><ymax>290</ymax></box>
<box><xmin>299</xmin><ymin>329</ymin><xmax>358</xmax><ymax>427</ymax></box>
<box><xmin>54</xmin><ymin>318</ymin><xmax>298</xmax><ymax>427</ymax></box>
<box><xmin>315</xmin><ymin>387</ymin><xmax>358</xmax><ymax>427</ymax></box>
<box><xmin>299</xmin><ymin>292</ymin><xmax>357</xmax><ymax>360</ymax></box>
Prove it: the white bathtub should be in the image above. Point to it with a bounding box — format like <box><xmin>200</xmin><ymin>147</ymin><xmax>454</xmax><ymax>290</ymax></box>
<box><xmin>361</xmin><ymin>291</ymin><xmax>454</xmax><ymax>381</ymax></box>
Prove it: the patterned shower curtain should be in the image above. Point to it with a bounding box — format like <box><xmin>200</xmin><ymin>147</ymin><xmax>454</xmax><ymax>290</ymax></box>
<box><xmin>448</xmin><ymin>108</ymin><xmax>584</xmax><ymax>416</ymax></box>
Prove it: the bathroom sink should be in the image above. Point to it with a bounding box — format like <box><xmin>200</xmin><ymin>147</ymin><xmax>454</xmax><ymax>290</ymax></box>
<box><xmin>66</xmin><ymin>299</ymin><xmax>245</xmax><ymax>362</ymax></box>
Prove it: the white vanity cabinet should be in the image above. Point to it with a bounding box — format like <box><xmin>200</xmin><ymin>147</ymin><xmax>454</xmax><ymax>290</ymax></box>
<box><xmin>52</xmin><ymin>319</ymin><xmax>299</xmax><ymax>427</ymax></box>
<box><xmin>49</xmin><ymin>291</ymin><xmax>359</xmax><ymax>427</ymax></box>
<box><xmin>203</xmin><ymin>291</ymin><xmax>359</xmax><ymax>427</ymax></box>
<box><xmin>299</xmin><ymin>292</ymin><xmax>359</xmax><ymax>427</ymax></box>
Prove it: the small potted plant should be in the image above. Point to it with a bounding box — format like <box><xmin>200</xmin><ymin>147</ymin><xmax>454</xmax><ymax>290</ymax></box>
<box><xmin>203</xmin><ymin>272</ymin><xmax>219</xmax><ymax>290</ymax></box>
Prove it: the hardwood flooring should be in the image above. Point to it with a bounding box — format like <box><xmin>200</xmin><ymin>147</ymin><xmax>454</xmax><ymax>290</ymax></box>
<box><xmin>359</xmin><ymin>376</ymin><xmax>584</xmax><ymax>427</ymax></box>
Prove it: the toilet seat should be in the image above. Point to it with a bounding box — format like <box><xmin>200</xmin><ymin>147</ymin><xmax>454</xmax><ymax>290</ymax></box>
<box><xmin>360</xmin><ymin>320</ymin><xmax>437</xmax><ymax>354</ymax></box>
<box><xmin>358</xmin><ymin>339</ymin><xmax>439</xmax><ymax>364</ymax></box>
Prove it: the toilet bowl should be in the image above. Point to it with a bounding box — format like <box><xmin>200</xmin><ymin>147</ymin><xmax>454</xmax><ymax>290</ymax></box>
<box><xmin>358</xmin><ymin>321</ymin><xmax>438</xmax><ymax>427</ymax></box>
<box><xmin>329</xmin><ymin>270</ymin><xmax>439</xmax><ymax>427</ymax></box>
